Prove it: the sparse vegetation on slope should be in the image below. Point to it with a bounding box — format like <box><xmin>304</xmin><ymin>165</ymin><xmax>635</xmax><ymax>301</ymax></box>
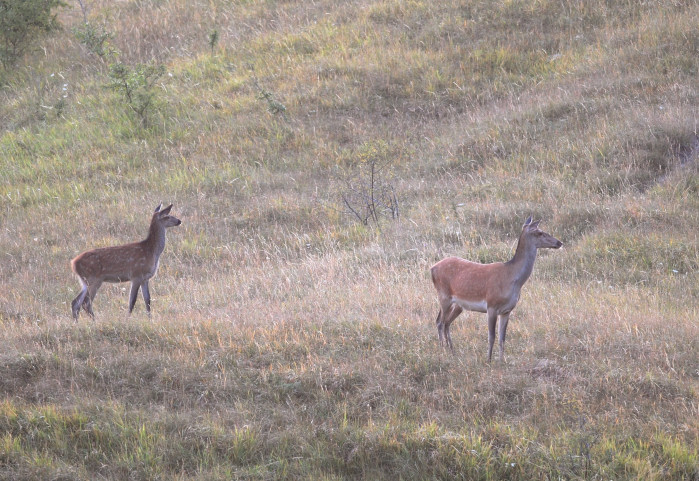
<box><xmin>0</xmin><ymin>0</ymin><xmax>697</xmax><ymax>479</ymax></box>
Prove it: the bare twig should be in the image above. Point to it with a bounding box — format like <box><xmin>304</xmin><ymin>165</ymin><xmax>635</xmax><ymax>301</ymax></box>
<box><xmin>338</xmin><ymin>156</ymin><xmax>399</xmax><ymax>228</ymax></box>
<box><xmin>76</xmin><ymin>0</ymin><xmax>88</xmax><ymax>23</ymax></box>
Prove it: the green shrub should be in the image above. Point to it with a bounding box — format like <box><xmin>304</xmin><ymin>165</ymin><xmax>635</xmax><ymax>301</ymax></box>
<box><xmin>0</xmin><ymin>0</ymin><xmax>65</xmax><ymax>69</ymax></box>
<box><xmin>107</xmin><ymin>62</ymin><xmax>166</xmax><ymax>128</ymax></box>
<box><xmin>73</xmin><ymin>22</ymin><xmax>114</xmax><ymax>59</ymax></box>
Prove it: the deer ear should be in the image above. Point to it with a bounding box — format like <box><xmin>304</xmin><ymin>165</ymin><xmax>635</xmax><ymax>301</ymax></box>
<box><xmin>154</xmin><ymin>203</ymin><xmax>163</xmax><ymax>213</ymax></box>
<box><xmin>530</xmin><ymin>219</ymin><xmax>541</xmax><ymax>229</ymax></box>
<box><xmin>524</xmin><ymin>216</ymin><xmax>533</xmax><ymax>227</ymax></box>
<box><xmin>159</xmin><ymin>204</ymin><xmax>173</xmax><ymax>216</ymax></box>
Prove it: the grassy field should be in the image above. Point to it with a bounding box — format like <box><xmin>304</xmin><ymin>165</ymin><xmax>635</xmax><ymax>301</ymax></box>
<box><xmin>1</xmin><ymin>0</ymin><xmax>697</xmax><ymax>479</ymax></box>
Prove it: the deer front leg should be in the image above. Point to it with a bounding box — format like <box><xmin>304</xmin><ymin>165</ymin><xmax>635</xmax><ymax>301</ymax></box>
<box><xmin>487</xmin><ymin>309</ymin><xmax>498</xmax><ymax>362</ymax></box>
<box><xmin>128</xmin><ymin>281</ymin><xmax>141</xmax><ymax>314</ymax></box>
<box><xmin>498</xmin><ymin>313</ymin><xmax>510</xmax><ymax>363</ymax></box>
<box><xmin>141</xmin><ymin>280</ymin><xmax>151</xmax><ymax>315</ymax></box>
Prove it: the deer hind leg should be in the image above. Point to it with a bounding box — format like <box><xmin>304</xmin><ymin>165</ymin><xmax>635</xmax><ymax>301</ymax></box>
<box><xmin>436</xmin><ymin>308</ymin><xmax>445</xmax><ymax>345</ymax></box>
<box><xmin>436</xmin><ymin>300</ymin><xmax>457</xmax><ymax>348</ymax></box>
<box><xmin>128</xmin><ymin>281</ymin><xmax>141</xmax><ymax>314</ymax></box>
<box><xmin>442</xmin><ymin>304</ymin><xmax>463</xmax><ymax>351</ymax></box>
<box><xmin>436</xmin><ymin>298</ymin><xmax>451</xmax><ymax>347</ymax></box>
<box><xmin>82</xmin><ymin>280</ymin><xmax>102</xmax><ymax>319</ymax></box>
<box><xmin>71</xmin><ymin>279</ymin><xmax>88</xmax><ymax>320</ymax></box>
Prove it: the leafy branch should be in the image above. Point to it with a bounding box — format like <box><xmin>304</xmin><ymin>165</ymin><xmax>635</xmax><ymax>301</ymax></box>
<box><xmin>252</xmin><ymin>79</ymin><xmax>287</xmax><ymax>117</ymax></box>
<box><xmin>107</xmin><ymin>62</ymin><xmax>165</xmax><ymax>128</ymax></box>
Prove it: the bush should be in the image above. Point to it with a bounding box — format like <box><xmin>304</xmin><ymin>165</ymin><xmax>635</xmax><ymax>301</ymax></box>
<box><xmin>0</xmin><ymin>0</ymin><xmax>65</xmax><ymax>69</ymax></box>
<box><xmin>107</xmin><ymin>62</ymin><xmax>166</xmax><ymax>128</ymax></box>
<box><xmin>73</xmin><ymin>22</ymin><xmax>114</xmax><ymax>59</ymax></box>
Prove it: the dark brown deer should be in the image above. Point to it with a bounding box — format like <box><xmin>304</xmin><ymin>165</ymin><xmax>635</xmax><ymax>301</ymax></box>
<box><xmin>70</xmin><ymin>204</ymin><xmax>181</xmax><ymax>319</ymax></box>
<box><xmin>430</xmin><ymin>217</ymin><xmax>562</xmax><ymax>362</ymax></box>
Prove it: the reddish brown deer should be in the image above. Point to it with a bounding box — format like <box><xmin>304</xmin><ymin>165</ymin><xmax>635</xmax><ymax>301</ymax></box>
<box><xmin>430</xmin><ymin>217</ymin><xmax>562</xmax><ymax>362</ymax></box>
<box><xmin>70</xmin><ymin>204</ymin><xmax>181</xmax><ymax>320</ymax></box>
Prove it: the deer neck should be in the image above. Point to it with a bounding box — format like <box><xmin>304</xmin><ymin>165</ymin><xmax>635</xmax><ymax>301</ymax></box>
<box><xmin>144</xmin><ymin>220</ymin><xmax>167</xmax><ymax>260</ymax></box>
<box><xmin>506</xmin><ymin>232</ymin><xmax>537</xmax><ymax>288</ymax></box>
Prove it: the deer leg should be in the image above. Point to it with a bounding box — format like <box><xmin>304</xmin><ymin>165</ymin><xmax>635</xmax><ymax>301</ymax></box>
<box><xmin>83</xmin><ymin>280</ymin><xmax>102</xmax><ymax>319</ymax></box>
<box><xmin>437</xmin><ymin>299</ymin><xmax>454</xmax><ymax>348</ymax></box>
<box><xmin>71</xmin><ymin>281</ymin><xmax>88</xmax><ymax>320</ymax></box>
<box><xmin>436</xmin><ymin>308</ymin><xmax>445</xmax><ymax>346</ymax></box>
<box><xmin>128</xmin><ymin>281</ymin><xmax>141</xmax><ymax>314</ymax></box>
<box><xmin>141</xmin><ymin>280</ymin><xmax>151</xmax><ymax>316</ymax></box>
<box><xmin>498</xmin><ymin>313</ymin><xmax>510</xmax><ymax>363</ymax></box>
<box><xmin>487</xmin><ymin>309</ymin><xmax>498</xmax><ymax>362</ymax></box>
<box><xmin>443</xmin><ymin>305</ymin><xmax>463</xmax><ymax>351</ymax></box>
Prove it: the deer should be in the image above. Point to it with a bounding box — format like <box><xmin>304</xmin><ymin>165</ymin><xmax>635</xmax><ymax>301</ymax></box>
<box><xmin>430</xmin><ymin>216</ymin><xmax>562</xmax><ymax>362</ymax></box>
<box><xmin>70</xmin><ymin>203</ymin><xmax>181</xmax><ymax>320</ymax></box>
